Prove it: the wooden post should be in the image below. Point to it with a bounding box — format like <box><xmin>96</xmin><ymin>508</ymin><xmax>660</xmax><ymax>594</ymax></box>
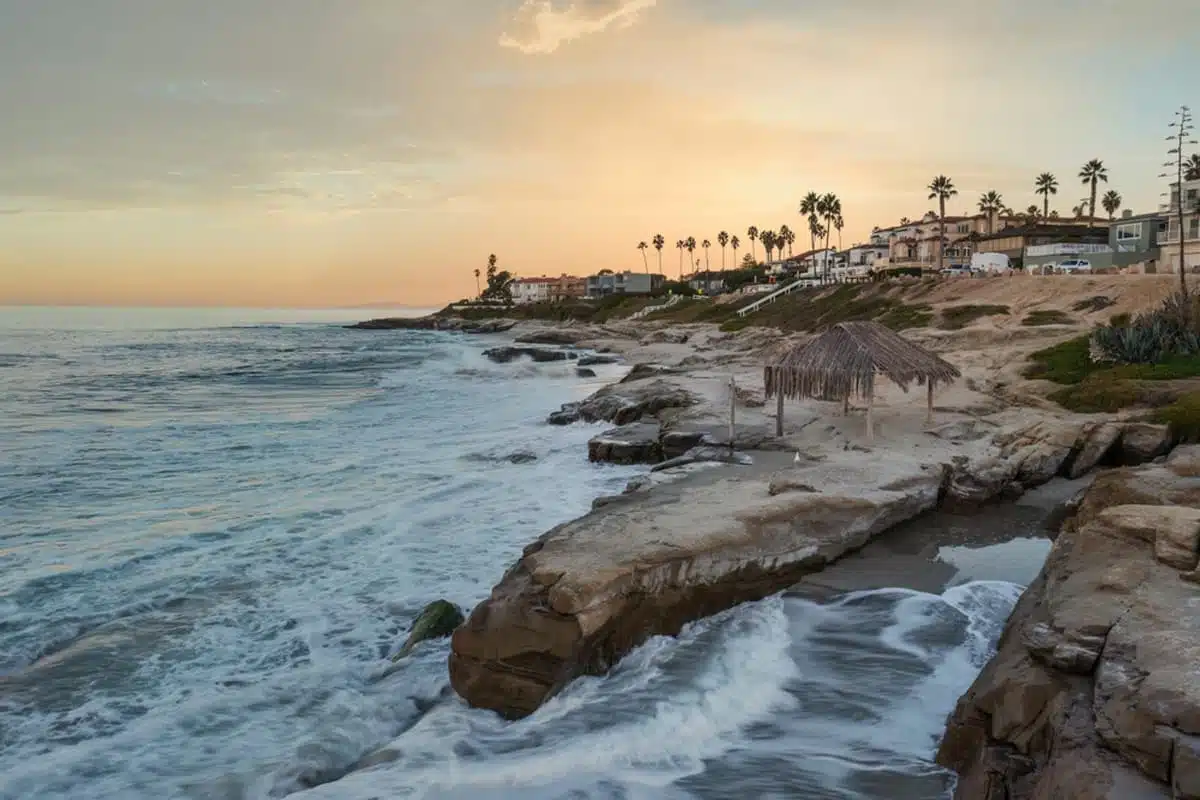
<box><xmin>926</xmin><ymin>381</ymin><xmax>934</xmax><ymax>425</ymax></box>
<box><xmin>775</xmin><ymin>382</ymin><xmax>784</xmax><ymax>437</ymax></box>
<box><xmin>729</xmin><ymin>376</ymin><xmax>737</xmax><ymax>450</ymax></box>
<box><xmin>866</xmin><ymin>389</ymin><xmax>875</xmax><ymax>444</ymax></box>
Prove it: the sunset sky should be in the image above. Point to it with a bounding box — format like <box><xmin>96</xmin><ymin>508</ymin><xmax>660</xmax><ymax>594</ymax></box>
<box><xmin>2</xmin><ymin>0</ymin><xmax>1198</xmax><ymax>307</ymax></box>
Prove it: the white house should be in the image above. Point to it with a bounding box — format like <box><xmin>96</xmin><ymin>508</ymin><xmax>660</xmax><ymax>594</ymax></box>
<box><xmin>845</xmin><ymin>243</ymin><xmax>888</xmax><ymax>271</ymax></box>
<box><xmin>511</xmin><ymin>277</ymin><xmax>555</xmax><ymax>305</ymax></box>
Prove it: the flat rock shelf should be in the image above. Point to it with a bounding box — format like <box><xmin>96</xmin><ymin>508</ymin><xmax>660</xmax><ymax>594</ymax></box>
<box><xmin>448</xmin><ymin>450</ymin><xmax>946</xmax><ymax>718</ymax></box>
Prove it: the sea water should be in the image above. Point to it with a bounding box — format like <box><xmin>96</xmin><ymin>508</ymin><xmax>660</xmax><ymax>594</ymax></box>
<box><xmin>0</xmin><ymin>308</ymin><xmax>1041</xmax><ymax>799</ymax></box>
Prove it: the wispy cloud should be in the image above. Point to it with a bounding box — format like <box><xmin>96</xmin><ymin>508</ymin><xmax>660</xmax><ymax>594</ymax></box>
<box><xmin>499</xmin><ymin>0</ymin><xmax>656</xmax><ymax>54</ymax></box>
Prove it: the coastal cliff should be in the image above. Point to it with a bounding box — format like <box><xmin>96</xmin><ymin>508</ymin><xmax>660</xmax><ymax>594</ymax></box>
<box><xmin>937</xmin><ymin>445</ymin><xmax>1200</xmax><ymax>799</ymax></box>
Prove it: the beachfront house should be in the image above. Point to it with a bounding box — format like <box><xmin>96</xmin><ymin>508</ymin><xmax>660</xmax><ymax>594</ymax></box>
<box><xmin>845</xmin><ymin>243</ymin><xmax>888</xmax><ymax>272</ymax></box>
<box><xmin>1022</xmin><ymin>210</ymin><xmax>1165</xmax><ymax>274</ymax></box>
<box><xmin>687</xmin><ymin>272</ymin><xmax>727</xmax><ymax>294</ymax></box>
<box><xmin>974</xmin><ymin>223</ymin><xmax>1109</xmax><ymax>271</ymax></box>
<box><xmin>511</xmin><ymin>274</ymin><xmax>588</xmax><ymax>305</ymax></box>
<box><xmin>1160</xmin><ymin>178</ymin><xmax>1200</xmax><ymax>275</ymax></box>
<box><xmin>585</xmin><ymin>270</ymin><xmax>664</xmax><ymax>298</ymax></box>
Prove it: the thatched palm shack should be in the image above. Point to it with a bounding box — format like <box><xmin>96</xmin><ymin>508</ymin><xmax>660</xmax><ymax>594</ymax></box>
<box><xmin>764</xmin><ymin>321</ymin><xmax>961</xmax><ymax>441</ymax></box>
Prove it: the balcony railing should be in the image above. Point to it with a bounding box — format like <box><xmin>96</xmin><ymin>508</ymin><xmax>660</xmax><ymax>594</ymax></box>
<box><xmin>1158</xmin><ymin>230</ymin><xmax>1200</xmax><ymax>244</ymax></box>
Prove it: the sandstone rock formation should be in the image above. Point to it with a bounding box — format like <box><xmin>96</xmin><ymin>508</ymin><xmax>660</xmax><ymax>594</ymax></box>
<box><xmin>449</xmin><ymin>456</ymin><xmax>946</xmax><ymax>719</ymax></box>
<box><xmin>937</xmin><ymin>446</ymin><xmax>1200</xmax><ymax>799</ymax></box>
<box><xmin>547</xmin><ymin>378</ymin><xmax>698</xmax><ymax>427</ymax></box>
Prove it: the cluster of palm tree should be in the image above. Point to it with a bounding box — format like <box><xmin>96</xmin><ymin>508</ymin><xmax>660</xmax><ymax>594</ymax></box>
<box><xmin>1030</xmin><ymin>162</ymin><xmax>1122</xmax><ymax>225</ymax></box>
<box><xmin>637</xmin><ymin>222</ymin><xmax>804</xmax><ymax>281</ymax></box>
<box><xmin>798</xmin><ymin>192</ymin><xmax>843</xmax><ymax>277</ymax></box>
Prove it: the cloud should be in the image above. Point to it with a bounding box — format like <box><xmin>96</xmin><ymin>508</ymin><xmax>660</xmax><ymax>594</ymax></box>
<box><xmin>499</xmin><ymin>0</ymin><xmax>656</xmax><ymax>54</ymax></box>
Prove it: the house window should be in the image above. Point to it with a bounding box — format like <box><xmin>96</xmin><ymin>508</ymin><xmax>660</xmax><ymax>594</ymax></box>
<box><xmin>1115</xmin><ymin>223</ymin><xmax>1142</xmax><ymax>241</ymax></box>
<box><xmin>1190</xmin><ymin>217</ymin><xmax>1200</xmax><ymax>241</ymax></box>
<box><xmin>956</xmin><ymin>223</ymin><xmax>969</xmax><ymax>233</ymax></box>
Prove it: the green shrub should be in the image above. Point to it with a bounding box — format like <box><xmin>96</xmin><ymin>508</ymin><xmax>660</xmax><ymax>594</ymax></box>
<box><xmin>1153</xmin><ymin>392</ymin><xmax>1200</xmax><ymax>443</ymax></box>
<box><xmin>877</xmin><ymin>304</ymin><xmax>934</xmax><ymax>331</ymax></box>
<box><xmin>938</xmin><ymin>304</ymin><xmax>1011</xmax><ymax>331</ymax></box>
<box><xmin>1092</xmin><ymin>294</ymin><xmax>1200</xmax><ymax>364</ymax></box>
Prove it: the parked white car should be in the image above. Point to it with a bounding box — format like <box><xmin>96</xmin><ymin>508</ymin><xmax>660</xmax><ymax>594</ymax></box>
<box><xmin>1056</xmin><ymin>259</ymin><xmax>1092</xmax><ymax>274</ymax></box>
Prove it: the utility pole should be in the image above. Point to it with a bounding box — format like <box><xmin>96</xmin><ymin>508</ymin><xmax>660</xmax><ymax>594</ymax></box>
<box><xmin>1160</xmin><ymin>106</ymin><xmax>1196</xmax><ymax>298</ymax></box>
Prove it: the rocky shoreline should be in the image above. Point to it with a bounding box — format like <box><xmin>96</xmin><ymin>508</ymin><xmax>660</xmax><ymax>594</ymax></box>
<box><xmin>357</xmin><ymin>312</ymin><xmax>1198</xmax><ymax>791</ymax></box>
<box><xmin>937</xmin><ymin>447</ymin><xmax>1200</xmax><ymax>798</ymax></box>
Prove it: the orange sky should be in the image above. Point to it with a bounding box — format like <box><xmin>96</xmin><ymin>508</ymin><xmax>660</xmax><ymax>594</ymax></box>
<box><xmin>2</xmin><ymin>0</ymin><xmax>1198</xmax><ymax>307</ymax></box>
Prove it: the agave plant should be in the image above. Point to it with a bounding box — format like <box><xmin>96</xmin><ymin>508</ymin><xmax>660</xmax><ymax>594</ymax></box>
<box><xmin>1092</xmin><ymin>292</ymin><xmax>1200</xmax><ymax>364</ymax></box>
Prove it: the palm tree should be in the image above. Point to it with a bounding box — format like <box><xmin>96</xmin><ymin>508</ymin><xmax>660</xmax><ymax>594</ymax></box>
<box><xmin>807</xmin><ymin>215</ymin><xmax>823</xmax><ymax>272</ymax></box>
<box><xmin>1024</xmin><ymin>204</ymin><xmax>1041</xmax><ymax>225</ymax></box>
<box><xmin>1034</xmin><ymin>172</ymin><xmax>1058</xmax><ymax>220</ymax></box>
<box><xmin>675</xmin><ymin>239</ymin><xmax>685</xmax><ymax>279</ymax></box>
<box><xmin>685</xmin><ymin>237</ymin><xmax>696</xmax><ymax>277</ymax></box>
<box><xmin>488</xmin><ymin>253</ymin><xmax>497</xmax><ymax>271</ymax></box>
<box><xmin>746</xmin><ymin>226</ymin><xmax>759</xmax><ymax>262</ymax></box>
<box><xmin>730</xmin><ymin>235</ymin><xmax>741</xmax><ymax>268</ymax></box>
<box><xmin>652</xmin><ymin>234</ymin><xmax>665</xmax><ymax>273</ymax></box>
<box><xmin>977</xmin><ymin>190</ymin><xmax>1004</xmax><ymax>234</ymax></box>
<box><xmin>819</xmin><ymin>193</ymin><xmax>841</xmax><ymax>277</ymax></box>
<box><xmin>717</xmin><ymin>231</ymin><xmax>730</xmax><ymax>270</ymax></box>
<box><xmin>1078</xmin><ymin>159</ymin><xmax>1108</xmax><ymax>227</ymax></box>
<box><xmin>637</xmin><ymin>241</ymin><xmax>649</xmax><ymax>273</ymax></box>
<box><xmin>1101</xmin><ymin>190</ymin><xmax>1123</xmax><ymax>220</ymax></box>
<box><xmin>701</xmin><ymin>239</ymin><xmax>711</xmax><ymax>272</ymax></box>
<box><xmin>784</xmin><ymin>226</ymin><xmax>796</xmax><ymax>257</ymax></box>
<box><xmin>473</xmin><ymin>268</ymin><xmax>481</xmax><ymax>297</ymax></box>
<box><xmin>927</xmin><ymin>176</ymin><xmax>957</xmax><ymax>271</ymax></box>
<box><xmin>833</xmin><ymin>215</ymin><xmax>844</xmax><ymax>250</ymax></box>
<box><xmin>1071</xmin><ymin>202</ymin><xmax>1087</xmax><ymax>218</ymax></box>
<box><xmin>1187</xmin><ymin>153</ymin><xmax>1200</xmax><ymax>181</ymax></box>
<box><xmin>799</xmin><ymin>191</ymin><xmax>821</xmax><ymax>260</ymax></box>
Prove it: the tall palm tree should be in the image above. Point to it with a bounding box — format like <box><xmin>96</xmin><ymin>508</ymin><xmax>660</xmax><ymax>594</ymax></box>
<box><xmin>675</xmin><ymin>239</ymin><xmax>685</xmax><ymax>279</ymax></box>
<box><xmin>1078</xmin><ymin>159</ymin><xmax>1108</xmax><ymax>227</ymax></box>
<box><xmin>1186</xmin><ymin>153</ymin><xmax>1200</xmax><ymax>181</ymax></box>
<box><xmin>799</xmin><ymin>191</ymin><xmax>821</xmax><ymax>260</ymax></box>
<box><xmin>1101</xmin><ymin>190</ymin><xmax>1123</xmax><ymax>220</ymax></box>
<box><xmin>730</xmin><ymin>235</ymin><xmax>741</xmax><ymax>268</ymax></box>
<box><xmin>685</xmin><ymin>237</ymin><xmax>696</xmax><ymax>276</ymax></box>
<box><xmin>717</xmin><ymin>231</ymin><xmax>730</xmax><ymax>270</ymax></box>
<box><xmin>652</xmin><ymin>234</ymin><xmax>665</xmax><ymax>273</ymax></box>
<box><xmin>701</xmin><ymin>239</ymin><xmax>711</xmax><ymax>272</ymax></box>
<box><xmin>784</xmin><ymin>226</ymin><xmax>796</xmax><ymax>257</ymax></box>
<box><xmin>977</xmin><ymin>190</ymin><xmax>1003</xmax><ymax>234</ymax></box>
<box><xmin>819</xmin><ymin>193</ymin><xmax>841</xmax><ymax>277</ymax></box>
<box><xmin>637</xmin><ymin>241</ymin><xmax>649</xmax><ymax>273</ymax></box>
<box><xmin>473</xmin><ymin>268</ymin><xmax>481</xmax><ymax>297</ymax></box>
<box><xmin>927</xmin><ymin>176</ymin><xmax>957</xmax><ymax>271</ymax></box>
<box><xmin>807</xmin><ymin>215</ymin><xmax>823</xmax><ymax>272</ymax></box>
<box><xmin>833</xmin><ymin>215</ymin><xmax>844</xmax><ymax>250</ymax></box>
<box><xmin>746</xmin><ymin>226</ymin><xmax>759</xmax><ymax>263</ymax></box>
<box><xmin>1034</xmin><ymin>172</ymin><xmax>1058</xmax><ymax>220</ymax></box>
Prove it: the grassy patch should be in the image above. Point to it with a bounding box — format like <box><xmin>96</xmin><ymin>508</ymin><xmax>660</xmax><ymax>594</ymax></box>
<box><xmin>877</xmin><ymin>304</ymin><xmax>935</xmax><ymax>331</ymax></box>
<box><xmin>724</xmin><ymin>283</ymin><xmax>934</xmax><ymax>333</ymax></box>
<box><xmin>1023</xmin><ymin>336</ymin><xmax>1095</xmax><ymax>384</ymax></box>
<box><xmin>1022</xmin><ymin>309</ymin><xmax>1075</xmax><ymax>327</ymax></box>
<box><xmin>1152</xmin><ymin>392</ymin><xmax>1200</xmax><ymax>443</ymax></box>
<box><xmin>938</xmin><ymin>304</ymin><xmax>1011</xmax><ymax>330</ymax></box>
<box><xmin>1072</xmin><ymin>295</ymin><xmax>1116</xmax><ymax>313</ymax></box>
<box><xmin>1048</xmin><ymin>378</ymin><xmax>1141</xmax><ymax>413</ymax></box>
<box><xmin>641</xmin><ymin>298</ymin><xmax>737</xmax><ymax>324</ymax></box>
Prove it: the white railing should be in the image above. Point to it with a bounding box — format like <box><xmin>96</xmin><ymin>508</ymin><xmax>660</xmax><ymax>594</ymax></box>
<box><xmin>629</xmin><ymin>294</ymin><xmax>683</xmax><ymax>320</ymax></box>
<box><xmin>735</xmin><ymin>277</ymin><xmax>821</xmax><ymax>317</ymax></box>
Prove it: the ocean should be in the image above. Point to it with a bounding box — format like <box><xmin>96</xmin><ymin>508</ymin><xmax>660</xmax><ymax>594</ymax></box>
<box><xmin>1</xmin><ymin>307</ymin><xmax>1047</xmax><ymax>799</ymax></box>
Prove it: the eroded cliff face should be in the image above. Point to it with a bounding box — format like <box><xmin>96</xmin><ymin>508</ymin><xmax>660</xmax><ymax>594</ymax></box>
<box><xmin>937</xmin><ymin>445</ymin><xmax>1200</xmax><ymax>799</ymax></box>
<box><xmin>449</xmin><ymin>456</ymin><xmax>947</xmax><ymax>719</ymax></box>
